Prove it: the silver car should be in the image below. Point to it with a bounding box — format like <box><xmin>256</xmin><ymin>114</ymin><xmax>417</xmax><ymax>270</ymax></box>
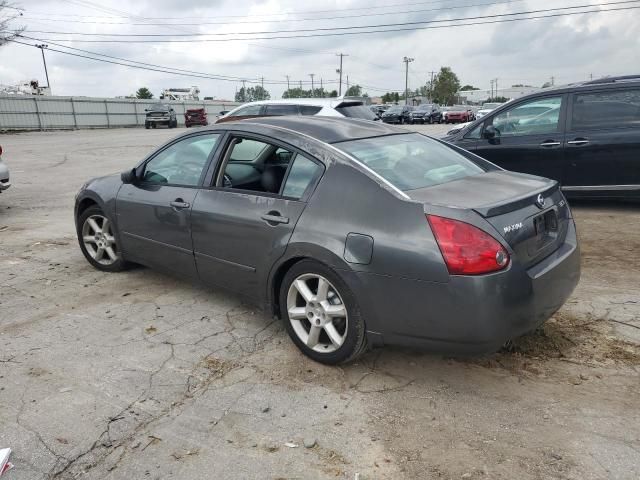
<box><xmin>74</xmin><ymin>117</ymin><xmax>580</xmax><ymax>364</ymax></box>
<box><xmin>0</xmin><ymin>145</ymin><xmax>10</xmax><ymax>193</ymax></box>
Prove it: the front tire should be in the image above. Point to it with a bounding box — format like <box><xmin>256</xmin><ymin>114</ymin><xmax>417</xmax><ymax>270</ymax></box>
<box><xmin>280</xmin><ymin>260</ymin><xmax>367</xmax><ymax>365</ymax></box>
<box><xmin>76</xmin><ymin>205</ymin><xmax>128</xmax><ymax>272</ymax></box>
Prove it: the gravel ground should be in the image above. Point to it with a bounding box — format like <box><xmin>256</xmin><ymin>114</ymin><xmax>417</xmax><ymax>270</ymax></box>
<box><xmin>0</xmin><ymin>125</ymin><xmax>638</xmax><ymax>480</ymax></box>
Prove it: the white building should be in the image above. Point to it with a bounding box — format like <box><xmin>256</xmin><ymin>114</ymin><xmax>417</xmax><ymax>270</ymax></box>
<box><xmin>457</xmin><ymin>86</ymin><xmax>542</xmax><ymax>104</ymax></box>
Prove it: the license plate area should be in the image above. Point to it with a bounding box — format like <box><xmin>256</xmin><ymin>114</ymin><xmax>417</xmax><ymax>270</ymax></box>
<box><xmin>533</xmin><ymin>209</ymin><xmax>558</xmax><ymax>247</ymax></box>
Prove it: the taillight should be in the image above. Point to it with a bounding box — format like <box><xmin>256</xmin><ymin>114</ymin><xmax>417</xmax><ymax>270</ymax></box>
<box><xmin>0</xmin><ymin>145</ymin><xmax>3</xmax><ymax>156</ymax></box>
<box><xmin>427</xmin><ymin>215</ymin><xmax>509</xmax><ymax>275</ymax></box>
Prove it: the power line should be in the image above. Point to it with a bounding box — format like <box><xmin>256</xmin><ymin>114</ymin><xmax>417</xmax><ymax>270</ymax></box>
<box><xmin>31</xmin><ymin>0</ymin><xmax>505</xmax><ymax>20</ymax></box>
<box><xmin>22</xmin><ymin>0</ymin><xmax>528</xmax><ymax>26</ymax></box>
<box><xmin>25</xmin><ymin>1</ymin><xmax>639</xmax><ymax>37</ymax></box>
<box><xmin>8</xmin><ymin>38</ymin><xmax>338</xmax><ymax>87</ymax></box>
<box><xmin>21</xmin><ymin>3</ymin><xmax>640</xmax><ymax>43</ymax></box>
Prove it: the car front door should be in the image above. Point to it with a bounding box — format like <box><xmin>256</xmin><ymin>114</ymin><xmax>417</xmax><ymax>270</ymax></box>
<box><xmin>563</xmin><ymin>87</ymin><xmax>640</xmax><ymax>190</ymax></box>
<box><xmin>191</xmin><ymin>134</ymin><xmax>324</xmax><ymax>300</ymax></box>
<box><xmin>474</xmin><ymin>95</ymin><xmax>566</xmax><ymax>182</ymax></box>
<box><xmin>116</xmin><ymin>132</ymin><xmax>222</xmax><ymax>278</ymax></box>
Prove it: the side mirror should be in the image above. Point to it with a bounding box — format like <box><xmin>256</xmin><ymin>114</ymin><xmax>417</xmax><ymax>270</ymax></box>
<box><xmin>121</xmin><ymin>168</ymin><xmax>138</xmax><ymax>184</ymax></box>
<box><xmin>483</xmin><ymin>125</ymin><xmax>498</xmax><ymax>140</ymax></box>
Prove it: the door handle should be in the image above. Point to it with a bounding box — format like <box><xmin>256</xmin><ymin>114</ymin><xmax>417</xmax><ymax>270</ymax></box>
<box><xmin>261</xmin><ymin>213</ymin><xmax>289</xmax><ymax>225</ymax></box>
<box><xmin>540</xmin><ymin>141</ymin><xmax>561</xmax><ymax>147</ymax></box>
<box><xmin>567</xmin><ymin>138</ymin><xmax>589</xmax><ymax>146</ymax></box>
<box><xmin>170</xmin><ymin>199</ymin><xmax>191</xmax><ymax>209</ymax></box>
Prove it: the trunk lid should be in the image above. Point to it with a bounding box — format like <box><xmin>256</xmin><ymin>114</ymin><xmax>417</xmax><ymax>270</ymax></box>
<box><xmin>408</xmin><ymin>171</ymin><xmax>572</xmax><ymax>268</ymax></box>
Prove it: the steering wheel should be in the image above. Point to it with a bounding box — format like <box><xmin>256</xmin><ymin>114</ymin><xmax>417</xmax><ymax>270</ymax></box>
<box><xmin>223</xmin><ymin>174</ymin><xmax>233</xmax><ymax>188</ymax></box>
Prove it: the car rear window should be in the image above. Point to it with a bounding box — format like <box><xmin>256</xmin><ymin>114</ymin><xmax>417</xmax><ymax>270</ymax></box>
<box><xmin>335</xmin><ymin>105</ymin><xmax>378</xmax><ymax>120</ymax></box>
<box><xmin>336</xmin><ymin>133</ymin><xmax>485</xmax><ymax>191</ymax></box>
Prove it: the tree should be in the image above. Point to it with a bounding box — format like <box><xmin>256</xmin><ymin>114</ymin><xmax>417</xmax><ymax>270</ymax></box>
<box><xmin>135</xmin><ymin>87</ymin><xmax>153</xmax><ymax>99</ymax></box>
<box><xmin>0</xmin><ymin>1</ymin><xmax>24</xmax><ymax>46</ymax></box>
<box><xmin>235</xmin><ymin>85</ymin><xmax>271</xmax><ymax>102</ymax></box>
<box><xmin>486</xmin><ymin>96</ymin><xmax>509</xmax><ymax>103</ymax></box>
<box><xmin>328</xmin><ymin>90</ymin><xmax>338</xmax><ymax>98</ymax></box>
<box><xmin>345</xmin><ymin>84</ymin><xmax>363</xmax><ymax>97</ymax></box>
<box><xmin>460</xmin><ymin>84</ymin><xmax>479</xmax><ymax>91</ymax></box>
<box><xmin>432</xmin><ymin>67</ymin><xmax>461</xmax><ymax>105</ymax></box>
<box><xmin>381</xmin><ymin>92</ymin><xmax>401</xmax><ymax>104</ymax></box>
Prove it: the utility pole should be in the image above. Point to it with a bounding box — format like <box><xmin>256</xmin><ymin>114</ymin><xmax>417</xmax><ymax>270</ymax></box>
<box><xmin>320</xmin><ymin>77</ymin><xmax>323</xmax><ymax>97</ymax></box>
<box><xmin>285</xmin><ymin>75</ymin><xmax>290</xmax><ymax>96</ymax></box>
<box><xmin>490</xmin><ymin>79</ymin><xmax>494</xmax><ymax>99</ymax></box>
<box><xmin>35</xmin><ymin>44</ymin><xmax>50</xmax><ymax>89</ymax></box>
<box><xmin>299</xmin><ymin>80</ymin><xmax>303</xmax><ymax>97</ymax></box>
<box><xmin>241</xmin><ymin>80</ymin><xmax>246</xmax><ymax>101</ymax></box>
<box><xmin>346</xmin><ymin>75</ymin><xmax>349</xmax><ymax>94</ymax></box>
<box><xmin>309</xmin><ymin>73</ymin><xmax>315</xmax><ymax>97</ymax></box>
<box><xmin>403</xmin><ymin>56</ymin><xmax>414</xmax><ymax>105</ymax></box>
<box><xmin>428</xmin><ymin>70</ymin><xmax>436</xmax><ymax>102</ymax></box>
<box><xmin>260</xmin><ymin>76</ymin><xmax>264</xmax><ymax>100</ymax></box>
<box><xmin>494</xmin><ymin>78</ymin><xmax>498</xmax><ymax>98</ymax></box>
<box><xmin>550</xmin><ymin>76</ymin><xmax>555</xmax><ymax>86</ymax></box>
<box><xmin>336</xmin><ymin>53</ymin><xmax>348</xmax><ymax>96</ymax></box>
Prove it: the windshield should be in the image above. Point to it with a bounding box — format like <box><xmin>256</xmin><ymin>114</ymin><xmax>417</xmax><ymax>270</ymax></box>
<box><xmin>336</xmin><ymin>133</ymin><xmax>485</xmax><ymax>191</ymax></box>
<box><xmin>150</xmin><ymin>104</ymin><xmax>169</xmax><ymax>111</ymax></box>
<box><xmin>416</xmin><ymin>104</ymin><xmax>433</xmax><ymax>111</ymax></box>
<box><xmin>335</xmin><ymin>104</ymin><xmax>378</xmax><ymax>120</ymax></box>
<box><xmin>387</xmin><ymin>106</ymin><xmax>403</xmax><ymax>113</ymax></box>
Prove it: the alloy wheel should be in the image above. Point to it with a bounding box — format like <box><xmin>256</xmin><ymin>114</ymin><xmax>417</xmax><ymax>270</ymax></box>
<box><xmin>286</xmin><ymin>274</ymin><xmax>348</xmax><ymax>353</ymax></box>
<box><xmin>81</xmin><ymin>214</ymin><xmax>119</xmax><ymax>265</ymax></box>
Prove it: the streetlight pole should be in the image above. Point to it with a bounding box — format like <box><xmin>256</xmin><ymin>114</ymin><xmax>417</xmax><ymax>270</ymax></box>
<box><xmin>35</xmin><ymin>44</ymin><xmax>50</xmax><ymax>89</ymax></box>
<box><xmin>309</xmin><ymin>73</ymin><xmax>315</xmax><ymax>97</ymax></box>
<box><xmin>403</xmin><ymin>56</ymin><xmax>414</xmax><ymax>105</ymax></box>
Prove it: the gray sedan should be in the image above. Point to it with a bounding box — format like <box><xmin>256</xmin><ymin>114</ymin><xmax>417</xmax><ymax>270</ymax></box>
<box><xmin>74</xmin><ymin>117</ymin><xmax>580</xmax><ymax>364</ymax></box>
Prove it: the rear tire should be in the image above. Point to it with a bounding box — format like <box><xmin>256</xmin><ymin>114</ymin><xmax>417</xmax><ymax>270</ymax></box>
<box><xmin>145</xmin><ymin>122</ymin><xmax>150</xmax><ymax>129</ymax></box>
<box><xmin>280</xmin><ymin>259</ymin><xmax>367</xmax><ymax>365</ymax></box>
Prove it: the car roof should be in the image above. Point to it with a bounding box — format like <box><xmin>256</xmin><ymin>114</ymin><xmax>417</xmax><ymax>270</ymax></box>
<box><xmin>238</xmin><ymin>116</ymin><xmax>410</xmax><ymax>144</ymax></box>
<box><xmin>231</xmin><ymin>97</ymin><xmax>364</xmax><ymax>109</ymax></box>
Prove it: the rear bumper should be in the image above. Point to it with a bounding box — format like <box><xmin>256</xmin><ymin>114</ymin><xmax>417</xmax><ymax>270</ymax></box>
<box><xmin>353</xmin><ymin>221</ymin><xmax>580</xmax><ymax>353</ymax></box>
<box><xmin>0</xmin><ymin>161</ymin><xmax>9</xmax><ymax>191</ymax></box>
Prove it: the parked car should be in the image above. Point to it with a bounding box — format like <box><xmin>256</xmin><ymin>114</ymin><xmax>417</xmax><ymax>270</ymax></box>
<box><xmin>381</xmin><ymin>105</ymin><xmax>414</xmax><ymax>124</ymax></box>
<box><xmin>74</xmin><ymin>116</ymin><xmax>580</xmax><ymax>364</ymax></box>
<box><xmin>445</xmin><ymin>108</ymin><xmax>474</xmax><ymax>123</ymax></box>
<box><xmin>476</xmin><ymin>102</ymin><xmax>504</xmax><ymax>119</ymax></box>
<box><xmin>0</xmin><ymin>145</ymin><xmax>10</xmax><ymax>193</ymax></box>
<box><xmin>409</xmin><ymin>104</ymin><xmax>442</xmax><ymax>124</ymax></box>
<box><xmin>145</xmin><ymin>104</ymin><xmax>178</xmax><ymax>129</ymax></box>
<box><xmin>217</xmin><ymin>98</ymin><xmax>378</xmax><ymax>123</ymax></box>
<box><xmin>184</xmin><ymin>108</ymin><xmax>208</xmax><ymax>127</ymax></box>
<box><xmin>443</xmin><ymin>75</ymin><xmax>640</xmax><ymax>199</ymax></box>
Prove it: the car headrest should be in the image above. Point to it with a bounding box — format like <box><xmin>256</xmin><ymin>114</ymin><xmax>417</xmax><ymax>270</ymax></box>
<box><xmin>261</xmin><ymin>166</ymin><xmax>286</xmax><ymax>193</ymax></box>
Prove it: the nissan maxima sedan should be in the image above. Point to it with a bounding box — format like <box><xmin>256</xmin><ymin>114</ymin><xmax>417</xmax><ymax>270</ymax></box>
<box><xmin>74</xmin><ymin>117</ymin><xmax>580</xmax><ymax>364</ymax></box>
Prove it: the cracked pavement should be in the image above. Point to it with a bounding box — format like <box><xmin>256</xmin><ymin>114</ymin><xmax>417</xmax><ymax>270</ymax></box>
<box><xmin>1</xmin><ymin>126</ymin><xmax>639</xmax><ymax>479</ymax></box>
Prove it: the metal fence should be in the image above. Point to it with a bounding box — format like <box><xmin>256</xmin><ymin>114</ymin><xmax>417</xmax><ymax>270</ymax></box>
<box><xmin>0</xmin><ymin>95</ymin><xmax>240</xmax><ymax>131</ymax></box>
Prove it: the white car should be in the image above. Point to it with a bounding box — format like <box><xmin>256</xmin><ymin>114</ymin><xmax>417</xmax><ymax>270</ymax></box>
<box><xmin>476</xmin><ymin>102</ymin><xmax>504</xmax><ymax>119</ymax></box>
<box><xmin>0</xmin><ymin>145</ymin><xmax>10</xmax><ymax>193</ymax></box>
<box><xmin>217</xmin><ymin>98</ymin><xmax>379</xmax><ymax>123</ymax></box>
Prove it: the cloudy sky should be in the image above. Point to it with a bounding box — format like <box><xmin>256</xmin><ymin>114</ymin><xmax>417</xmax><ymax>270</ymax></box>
<box><xmin>1</xmin><ymin>0</ymin><xmax>639</xmax><ymax>100</ymax></box>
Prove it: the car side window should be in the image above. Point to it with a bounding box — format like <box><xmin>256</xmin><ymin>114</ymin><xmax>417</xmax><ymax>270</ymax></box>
<box><xmin>264</xmin><ymin>104</ymin><xmax>299</xmax><ymax>115</ymax></box>
<box><xmin>233</xmin><ymin>104</ymin><xmax>262</xmax><ymax>116</ymax></box>
<box><xmin>464</xmin><ymin>123</ymin><xmax>483</xmax><ymax>139</ymax></box>
<box><xmin>491</xmin><ymin>96</ymin><xmax>562</xmax><ymax>136</ymax></box>
<box><xmin>571</xmin><ymin>89</ymin><xmax>640</xmax><ymax>130</ymax></box>
<box><xmin>143</xmin><ymin>134</ymin><xmax>220</xmax><ymax>186</ymax></box>
<box><xmin>282</xmin><ymin>156</ymin><xmax>323</xmax><ymax>199</ymax></box>
<box><xmin>218</xmin><ymin>137</ymin><xmax>295</xmax><ymax>194</ymax></box>
<box><xmin>300</xmin><ymin>105</ymin><xmax>322</xmax><ymax>115</ymax></box>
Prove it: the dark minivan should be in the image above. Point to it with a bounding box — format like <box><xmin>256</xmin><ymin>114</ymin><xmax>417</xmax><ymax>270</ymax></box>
<box><xmin>444</xmin><ymin>75</ymin><xmax>640</xmax><ymax>199</ymax></box>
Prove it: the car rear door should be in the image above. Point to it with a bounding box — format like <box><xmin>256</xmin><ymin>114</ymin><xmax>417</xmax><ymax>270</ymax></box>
<box><xmin>563</xmin><ymin>86</ymin><xmax>640</xmax><ymax>191</ymax></box>
<box><xmin>474</xmin><ymin>94</ymin><xmax>567</xmax><ymax>182</ymax></box>
<box><xmin>116</xmin><ymin>132</ymin><xmax>221</xmax><ymax>278</ymax></box>
<box><xmin>191</xmin><ymin>133</ymin><xmax>324</xmax><ymax>300</ymax></box>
